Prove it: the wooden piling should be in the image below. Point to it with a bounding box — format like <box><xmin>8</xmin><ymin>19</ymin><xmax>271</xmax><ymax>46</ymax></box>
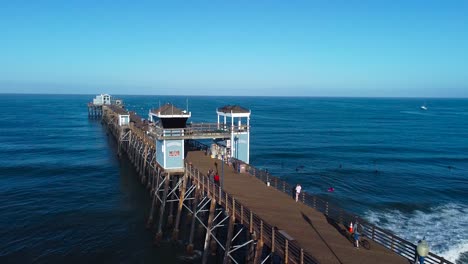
<box><xmin>141</xmin><ymin>145</ymin><xmax>148</xmax><ymax>183</ymax></box>
<box><xmin>223</xmin><ymin>214</ymin><xmax>235</xmax><ymax>264</ymax></box>
<box><xmin>173</xmin><ymin>172</ymin><xmax>187</xmax><ymax>240</ymax></box>
<box><xmin>167</xmin><ymin>177</ymin><xmax>175</xmax><ymax>228</ymax></box>
<box><xmin>201</xmin><ymin>198</ymin><xmax>217</xmax><ymax>264</ymax></box>
<box><xmin>146</xmin><ymin>186</ymin><xmax>158</xmax><ymax>229</ymax></box>
<box><xmin>253</xmin><ymin>220</ymin><xmax>264</xmax><ymax>264</ymax></box>
<box><xmin>246</xmin><ymin>232</ymin><xmax>257</xmax><ymax>264</ymax></box>
<box><xmin>186</xmin><ymin>189</ymin><xmax>199</xmax><ymax>255</ymax></box>
<box><xmin>155</xmin><ymin>172</ymin><xmax>170</xmax><ymax>244</ymax></box>
<box><xmin>117</xmin><ymin>130</ymin><xmax>122</xmax><ymax>158</ymax></box>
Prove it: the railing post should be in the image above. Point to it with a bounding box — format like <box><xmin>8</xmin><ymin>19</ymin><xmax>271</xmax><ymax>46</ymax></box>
<box><xmin>313</xmin><ymin>196</ymin><xmax>317</xmax><ymax>208</ymax></box>
<box><xmin>260</xmin><ymin>220</ymin><xmax>263</xmax><ymax>245</ymax></box>
<box><xmin>225</xmin><ymin>192</ymin><xmax>228</xmax><ymax>212</ymax></box>
<box><xmin>232</xmin><ymin>198</ymin><xmax>236</xmax><ymax>221</ymax></box>
<box><xmin>300</xmin><ymin>248</ymin><xmax>304</xmax><ymax>264</ymax></box>
<box><xmin>391</xmin><ymin>234</ymin><xmax>395</xmax><ymax>250</ymax></box>
<box><xmin>372</xmin><ymin>225</ymin><xmax>375</xmax><ymax>240</ymax></box>
<box><xmin>249</xmin><ymin>211</ymin><xmax>253</xmax><ymax>233</ymax></box>
<box><xmin>241</xmin><ymin>205</ymin><xmax>244</xmax><ymax>225</ymax></box>
<box><xmin>218</xmin><ymin>184</ymin><xmax>221</xmax><ymax>204</ymax></box>
<box><xmin>325</xmin><ymin>202</ymin><xmax>329</xmax><ymax>216</ymax></box>
<box><xmin>201</xmin><ymin>170</ymin><xmax>204</xmax><ymax>192</ymax></box>
<box><xmin>271</xmin><ymin>227</ymin><xmax>275</xmax><ymax>254</ymax></box>
<box><xmin>284</xmin><ymin>239</ymin><xmax>289</xmax><ymax>264</ymax></box>
<box><xmin>207</xmin><ymin>175</ymin><xmax>210</xmax><ymax>197</ymax></box>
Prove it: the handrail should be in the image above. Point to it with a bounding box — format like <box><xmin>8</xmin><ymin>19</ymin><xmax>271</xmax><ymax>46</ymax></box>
<box><xmin>148</xmin><ymin>123</ymin><xmax>249</xmax><ymax>139</ymax></box>
<box><xmin>187</xmin><ymin>140</ymin><xmax>453</xmax><ymax>264</ymax></box>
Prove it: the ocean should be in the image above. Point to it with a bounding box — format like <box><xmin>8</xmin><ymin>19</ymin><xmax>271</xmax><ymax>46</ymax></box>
<box><xmin>0</xmin><ymin>94</ymin><xmax>467</xmax><ymax>263</ymax></box>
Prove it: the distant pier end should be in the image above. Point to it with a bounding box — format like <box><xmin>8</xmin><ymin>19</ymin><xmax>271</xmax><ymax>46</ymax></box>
<box><xmin>87</xmin><ymin>93</ymin><xmax>123</xmax><ymax>118</ymax></box>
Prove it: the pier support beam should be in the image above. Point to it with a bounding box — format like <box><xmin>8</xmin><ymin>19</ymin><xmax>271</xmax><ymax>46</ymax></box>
<box><xmin>246</xmin><ymin>232</ymin><xmax>258</xmax><ymax>264</ymax></box>
<box><xmin>155</xmin><ymin>172</ymin><xmax>170</xmax><ymax>245</ymax></box>
<box><xmin>186</xmin><ymin>189</ymin><xmax>199</xmax><ymax>255</ymax></box>
<box><xmin>117</xmin><ymin>131</ymin><xmax>122</xmax><ymax>158</ymax></box>
<box><xmin>223</xmin><ymin>215</ymin><xmax>236</xmax><ymax>264</ymax></box>
<box><xmin>141</xmin><ymin>145</ymin><xmax>148</xmax><ymax>183</ymax></box>
<box><xmin>146</xmin><ymin>187</ymin><xmax>157</xmax><ymax>229</ymax></box>
<box><xmin>202</xmin><ymin>198</ymin><xmax>217</xmax><ymax>264</ymax></box>
<box><xmin>253</xmin><ymin>221</ymin><xmax>264</xmax><ymax>264</ymax></box>
<box><xmin>167</xmin><ymin>177</ymin><xmax>176</xmax><ymax>228</ymax></box>
<box><xmin>173</xmin><ymin>172</ymin><xmax>188</xmax><ymax>240</ymax></box>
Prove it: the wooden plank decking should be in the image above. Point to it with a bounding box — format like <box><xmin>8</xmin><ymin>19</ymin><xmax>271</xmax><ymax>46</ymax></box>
<box><xmin>186</xmin><ymin>151</ymin><xmax>410</xmax><ymax>264</ymax></box>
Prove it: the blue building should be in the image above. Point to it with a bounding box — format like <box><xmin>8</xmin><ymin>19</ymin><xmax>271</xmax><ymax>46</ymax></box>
<box><xmin>149</xmin><ymin>104</ymin><xmax>191</xmax><ymax>171</ymax></box>
<box><xmin>147</xmin><ymin>103</ymin><xmax>251</xmax><ymax>172</ymax></box>
<box><xmin>215</xmin><ymin>105</ymin><xmax>251</xmax><ymax>164</ymax></box>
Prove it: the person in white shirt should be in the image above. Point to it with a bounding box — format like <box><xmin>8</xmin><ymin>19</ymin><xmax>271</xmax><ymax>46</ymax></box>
<box><xmin>295</xmin><ymin>184</ymin><xmax>302</xmax><ymax>202</ymax></box>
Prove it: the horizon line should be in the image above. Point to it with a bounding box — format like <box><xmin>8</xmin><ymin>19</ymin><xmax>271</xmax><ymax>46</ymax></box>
<box><xmin>1</xmin><ymin>92</ymin><xmax>468</xmax><ymax>99</ymax></box>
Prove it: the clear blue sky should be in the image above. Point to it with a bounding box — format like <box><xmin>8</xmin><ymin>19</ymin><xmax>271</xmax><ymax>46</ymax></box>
<box><xmin>0</xmin><ymin>0</ymin><xmax>467</xmax><ymax>97</ymax></box>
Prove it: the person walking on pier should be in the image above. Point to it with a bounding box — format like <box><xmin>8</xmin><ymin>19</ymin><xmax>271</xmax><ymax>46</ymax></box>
<box><xmin>214</xmin><ymin>172</ymin><xmax>220</xmax><ymax>185</ymax></box>
<box><xmin>353</xmin><ymin>221</ymin><xmax>361</xmax><ymax>248</ymax></box>
<box><xmin>295</xmin><ymin>184</ymin><xmax>302</xmax><ymax>202</ymax></box>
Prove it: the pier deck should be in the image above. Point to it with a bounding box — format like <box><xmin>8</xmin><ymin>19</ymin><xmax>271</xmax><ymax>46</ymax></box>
<box><xmin>186</xmin><ymin>151</ymin><xmax>409</xmax><ymax>264</ymax></box>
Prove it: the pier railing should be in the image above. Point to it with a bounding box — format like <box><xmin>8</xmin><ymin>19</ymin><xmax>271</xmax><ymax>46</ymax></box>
<box><xmin>148</xmin><ymin>123</ymin><xmax>248</xmax><ymax>140</ymax></box>
<box><xmin>187</xmin><ymin>140</ymin><xmax>453</xmax><ymax>264</ymax></box>
<box><xmin>186</xmin><ymin>163</ymin><xmax>319</xmax><ymax>264</ymax></box>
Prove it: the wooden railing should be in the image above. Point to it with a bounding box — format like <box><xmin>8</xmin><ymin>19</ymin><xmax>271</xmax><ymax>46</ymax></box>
<box><xmin>185</xmin><ymin>163</ymin><xmax>319</xmax><ymax>264</ymax></box>
<box><xmin>187</xmin><ymin>140</ymin><xmax>453</xmax><ymax>264</ymax></box>
<box><xmin>149</xmin><ymin>123</ymin><xmax>249</xmax><ymax>140</ymax></box>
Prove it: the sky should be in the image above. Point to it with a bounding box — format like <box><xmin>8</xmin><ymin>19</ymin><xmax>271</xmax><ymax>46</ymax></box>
<box><xmin>0</xmin><ymin>0</ymin><xmax>467</xmax><ymax>97</ymax></box>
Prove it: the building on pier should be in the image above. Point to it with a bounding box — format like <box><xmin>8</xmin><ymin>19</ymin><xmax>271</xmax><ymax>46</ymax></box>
<box><xmin>215</xmin><ymin>105</ymin><xmax>251</xmax><ymax>164</ymax></box>
<box><xmin>150</xmin><ymin>104</ymin><xmax>191</xmax><ymax>171</ymax></box>
<box><xmin>110</xmin><ymin>106</ymin><xmax>130</xmax><ymax>126</ymax></box>
<box><xmin>146</xmin><ymin>103</ymin><xmax>251</xmax><ymax>170</ymax></box>
<box><xmin>92</xmin><ymin>94</ymin><xmax>112</xmax><ymax>105</ymax></box>
<box><xmin>91</xmin><ymin>94</ymin><xmax>123</xmax><ymax>106</ymax></box>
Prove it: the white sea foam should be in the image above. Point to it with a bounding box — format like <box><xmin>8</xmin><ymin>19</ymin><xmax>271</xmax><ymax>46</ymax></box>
<box><xmin>364</xmin><ymin>203</ymin><xmax>468</xmax><ymax>263</ymax></box>
<box><xmin>439</xmin><ymin>241</ymin><xmax>468</xmax><ymax>264</ymax></box>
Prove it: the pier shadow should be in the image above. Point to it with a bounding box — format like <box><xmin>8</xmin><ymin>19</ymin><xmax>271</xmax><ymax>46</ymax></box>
<box><xmin>301</xmin><ymin>212</ymin><xmax>344</xmax><ymax>264</ymax></box>
<box><xmin>325</xmin><ymin>216</ymin><xmax>354</xmax><ymax>246</ymax></box>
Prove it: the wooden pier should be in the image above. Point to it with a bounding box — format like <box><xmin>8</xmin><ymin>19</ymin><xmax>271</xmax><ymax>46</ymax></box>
<box><xmin>91</xmin><ymin>99</ymin><xmax>453</xmax><ymax>264</ymax></box>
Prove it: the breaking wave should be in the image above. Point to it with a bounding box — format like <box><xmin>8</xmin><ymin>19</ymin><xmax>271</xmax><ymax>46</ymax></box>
<box><xmin>364</xmin><ymin>203</ymin><xmax>468</xmax><ymax>263</ymax></box>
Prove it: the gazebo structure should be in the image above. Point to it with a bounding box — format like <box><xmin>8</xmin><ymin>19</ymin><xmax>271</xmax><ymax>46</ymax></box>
<box><xmin>215</xmin><ymin>105</ymin><xmax>251</xmax><ymax>164</ymax></box>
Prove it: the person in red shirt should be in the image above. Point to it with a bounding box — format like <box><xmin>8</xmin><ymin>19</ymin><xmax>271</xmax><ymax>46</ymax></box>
<box><xmin>214</xmin><ymin>173</ymin><xmax>220</xmax><ymax>184</ymax></box>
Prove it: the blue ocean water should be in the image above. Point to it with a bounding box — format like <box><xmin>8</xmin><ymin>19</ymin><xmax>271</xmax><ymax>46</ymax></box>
<box><xmin>0</xmin><ymin>94</ymin><xmax>467</xmax><ymax>263</ymax></box>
